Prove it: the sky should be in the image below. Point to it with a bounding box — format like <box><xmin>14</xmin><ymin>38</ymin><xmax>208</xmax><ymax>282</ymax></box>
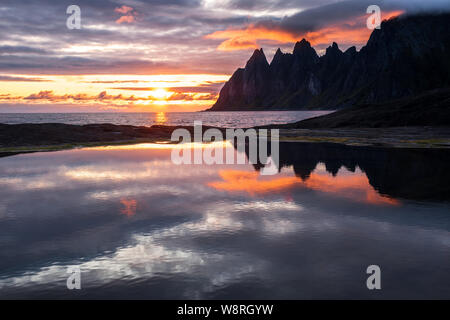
<box><xmin>0</xmin><ymin>0</ymin><xmax>449</xmax><ymax>112</ymax></box>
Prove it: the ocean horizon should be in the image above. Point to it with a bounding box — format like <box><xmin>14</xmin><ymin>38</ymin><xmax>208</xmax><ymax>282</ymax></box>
<box><xmin>0</xmin><ymin>111</ymin><xmax>332</xmax><ymax>128</ymax></box>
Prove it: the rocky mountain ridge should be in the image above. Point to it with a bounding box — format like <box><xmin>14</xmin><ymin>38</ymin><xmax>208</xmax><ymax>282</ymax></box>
<box><xmin>207</xmin><ymin>13</ymin><xmax>450</xmax><ymax>111</ymax></box>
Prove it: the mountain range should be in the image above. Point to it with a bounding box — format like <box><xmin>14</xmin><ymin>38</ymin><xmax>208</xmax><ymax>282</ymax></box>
<box><xmin>207</xmin><ymin>13</ymin><xmax>450</xmax><ymax>111</ymax></box>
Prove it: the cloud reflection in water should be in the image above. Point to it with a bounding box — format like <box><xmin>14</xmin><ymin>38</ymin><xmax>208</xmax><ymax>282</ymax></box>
<box><xmin>0</xmin><ymin>142</ymin><xmax>449</xmax><ymax>299</ymax></box>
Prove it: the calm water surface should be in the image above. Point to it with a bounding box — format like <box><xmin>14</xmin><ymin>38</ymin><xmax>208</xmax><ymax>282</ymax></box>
<box><xmin>0</xmin><ymin>111</ymin><xmax>331</xmax><ymax>128</ymax></box>
<box><xmin>0</xmin><ymin>142</ymin><xmax>449</xmax><ymax>299</ymax></box>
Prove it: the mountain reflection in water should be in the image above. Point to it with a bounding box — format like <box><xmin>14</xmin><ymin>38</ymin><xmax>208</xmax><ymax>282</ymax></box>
<box><xmin>0</xmin><ymin>141</ymin><xmax>449</xmax><ymax>299</ymax></box>
<box><xmin>243</xmin><ymin>142</ymin><xmax>450</xmax><ymax>202</ymax></box>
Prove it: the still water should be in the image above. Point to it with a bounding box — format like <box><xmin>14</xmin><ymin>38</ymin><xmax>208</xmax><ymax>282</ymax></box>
<box><xmin>0</xmin><ymin>142</ymin><xmax>449</xmax><ymax>299</ymax></box>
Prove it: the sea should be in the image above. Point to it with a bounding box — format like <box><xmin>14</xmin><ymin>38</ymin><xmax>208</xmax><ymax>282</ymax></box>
<box><xmin>0</xmin><ymin>111</ymin><xmax>332</xmax><ymax>128</ymax></box>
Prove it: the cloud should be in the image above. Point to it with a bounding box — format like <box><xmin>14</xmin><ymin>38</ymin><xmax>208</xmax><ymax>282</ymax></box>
<box><xmin>217</xmin><ymin>38</ymin><xmax>259</xmax><ymax>51</ymax></box>
<box><xmin>0</xmin><ymin>54</ymin><xmax>172</xmax><ymax>75</ymax></box>
<box><xmin>0</xmin><ymin>75</ymin><xmax>51</xmax><ymax>82</ymax></box>
<box><xmin>167</xmin><ymin>92</ymin><xmax>217</xmax><ymax>101</ymax></box>
<box><xmin>206</xmin><ymin>25</ymin><xmax>299</xmax><ymax>50</ymax></box>
<box><xmin>110</xmin><ymin>82</ymin><xmax>225</xmax><ymax>94</ymax></box>
<box><xmin>24</xmin><ymin>90</ymin><xmax>55</xmax><ymax>100</ymax></box>
<box><xmin>17</xmin><ymin>90</ymin><xmax>217</xmax><ymax>104</ymax></box>
<box><xmin>0</xmin><ymin>94</ymin><xmax>23</xmax><ymax>100</ymax></box>
<box><xmin>0</xmin><ymin>45</ymin><xmax>50</xmax><ymax>55</ymax></box>
<box><xmin>23</xmin><ymin>90</ymin><xmax>143</xmax><ymax>102</ymax></box>
<box><xmin>85</xmin><ymin>80</ymin><xmax>141</xmax><ymax>84</ymax></box>
<box><xmin>206</xmin><ymin>1</ymin><xmax>409</xmax><ymax>51</ymax></box>
<box><xmin>0</xmin><ymin>0</ymin><xmax>449</xmax><ymax>78</ymax></box>
<box><xmin>167</xmin><ymin>92</ymin><xmax>194</xmax><ymax>101</ymax></box>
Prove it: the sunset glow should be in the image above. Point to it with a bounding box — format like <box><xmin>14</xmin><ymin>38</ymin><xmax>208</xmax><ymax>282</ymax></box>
<box><xmin>206</xmin><ymin>10</ymin><xmax>405</xmax><ymax>51</ymax></box>
<box><xmin>1</xmin><ymin>0</ymin><xmax>449</xmax><ymax>301</ymax></box>
<box><xmin>0</xmin><ymin>74</ymin><xmax>229</xmax><ymax>112</ymax></box>
<box><xmin>0</xmin><ymin>0</ymin><xmax>421</xmax><ymax>112</ymax></box>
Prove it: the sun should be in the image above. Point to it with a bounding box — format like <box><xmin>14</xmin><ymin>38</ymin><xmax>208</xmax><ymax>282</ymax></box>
<box><xmin>150</xmin><ymin>88</ymin><xmax>171</xmax><ymax>100</ymax></box>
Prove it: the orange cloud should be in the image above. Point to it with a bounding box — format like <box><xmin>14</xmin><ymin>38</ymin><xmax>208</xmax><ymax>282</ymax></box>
<box><xmin>13</xmin><ymin>89</ymin><xmax>217</xmax><ymax>106</ymax></box>
<box><xmin>0</xmin><ymin>93</ymin><xmax>23</xmax><ymax>100</ymax></box>
<box><xmin>167</xmin><ymin>92</ymin><xmax>218</xmax><ymax>101</ymax></box>
<box><xmin>206</xmin><ymin>10</ymin><xmax>404</xmax><ymax>51</ymax></box>
<box><xmin>206</xmin><ymin>26</ymin><xmax>298</xmax><ymax>51</ymax></box>
<box><xmin>216</xmin><ymin>38</ymin><xmax>259</xmax><ymax>51</ymax></box>
<box><xmin>304</xmin><ymin>10</ymin><xmax>404</xmax><ymax>47</ymax></box>
<box><xmin>382</xmin><ymin>10</ymin><xmax>405</xmax><ymax>21</ymax></box>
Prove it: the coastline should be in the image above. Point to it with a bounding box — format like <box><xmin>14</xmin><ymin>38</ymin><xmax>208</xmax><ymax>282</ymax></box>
<box><xmin>277</xmin><ymin>127</ymin><xmax>450</xmax><ymax>148</ymax></box>
<box><xmin>0</xmin><ymin>123</ymin><xmax>184</xmax><ymax>155</ymax></box>
<box><xmin>1</xmin><ymin>122</ymin><xmax>450</xmax><ymax>157</ymax></box>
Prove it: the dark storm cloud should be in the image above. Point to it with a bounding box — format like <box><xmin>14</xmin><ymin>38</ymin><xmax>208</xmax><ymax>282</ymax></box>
<box><xmin>227</xmin><ymin>0</ymin><xmax>339</xmax><ymax>11</ymax></box>
<box><xmin>254</xmin><ymin>0</ymin><xmax>450</xmax><ymax>35</ymax></box>
<box><xmin>206</xmin><ymin>0</ymin><xmax>450</xmax><ymax>52</ymax></box>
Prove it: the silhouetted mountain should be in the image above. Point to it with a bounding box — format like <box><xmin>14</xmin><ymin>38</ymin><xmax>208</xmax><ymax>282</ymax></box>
<box><xmin>208</xmin><ymin>13</ymin><xmax>450</xmax><ymax>111</ymax></box>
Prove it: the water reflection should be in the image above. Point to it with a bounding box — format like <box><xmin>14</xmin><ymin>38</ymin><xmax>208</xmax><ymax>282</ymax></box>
<box><xmin>208</xmin><ymin>167</ymin><xmax>399</xmax><ymax>205</ymax></box>
<box><xmin>120</xmin><ymin>199</ymin><xmax>137</xmax><ymax>217</ymax></box>
<box><xmin>155</xmin><ymin>112</ymin><xmax>167</xmax><ymax>125</ymax></box>
<box><xmin>244</xmin><ymin>142</ymin><xmax>450</xmax><ymax>202</ymax></box>
<box><xmin>0</xmin><ymin>142</ymin><xmax>449</xmax><ymax>299</ymax></box>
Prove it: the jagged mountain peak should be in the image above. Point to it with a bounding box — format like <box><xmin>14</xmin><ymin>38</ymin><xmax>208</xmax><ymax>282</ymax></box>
<box><xmin>325</xmin><ymin>42</ymin><xmax>343</xmax><ymax>57</ymax></box>
<box><xmin>344</xmin><ymin>46</ymin><xmax>357</xmax><ymax>55</ymax></box>
<box><xmin>208</xmin><ymin>13</ymin><xmax>450</xmax><ymax>111</ymax></box>
<box><xmin>328</xmin><ymin>42</ymin><xmax>341</xmax><ymax>52</ymax></box>
<box><xmin>245</xmin><ymin>48</ymin><xmax>268</xmax><ymax>68</ymax></box>
<box><xmin>293</xmin><ymin>38</ymin><xmax>312</xmax><ymax>54</ymax></box>
<box><xmin>293</xmin><ymin>39</ymin><xmax>319</xmax><ymax>62</ymax></box>
<box><xmin>270</xmin><ymin>48</ymin><xmax>288</xmax><ymax>66</ymax></box>
<box><xmin>273</xmin><ymin>48</ymin><xmax>283</xmax><ymax>59</ymax></box>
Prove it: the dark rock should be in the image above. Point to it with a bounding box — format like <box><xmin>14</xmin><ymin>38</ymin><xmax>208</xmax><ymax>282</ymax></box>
<box><xmin>207</xmin><ymin>13</ymin><xmax>450</xmax><ymax>111</ymax></box>
<box><xmin>286</xmin><ymin>88</ymin><xmax>450</xmax><ymax>128</ymax></box>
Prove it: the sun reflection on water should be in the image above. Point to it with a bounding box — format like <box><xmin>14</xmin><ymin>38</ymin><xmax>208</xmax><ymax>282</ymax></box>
<box><xmin>155</xmin><ymin>112</ymin><xmax>167</xmax><ymax>125</ymax></box>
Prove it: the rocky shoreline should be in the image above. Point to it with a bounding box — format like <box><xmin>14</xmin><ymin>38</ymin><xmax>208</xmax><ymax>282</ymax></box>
<box><xmin>1</xmin><ymin>121</ymin><xmax>450</xmax><ymax>157</ymax></box>
<box><xmin>277</xmin><ymin>127</ymin><xmax>450</xmax><ymax>148</ymax></box>
<box><xmin>0</xmin><ymin>123</ymin><xmax>197</xmax><ymax>155</ymax></box>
